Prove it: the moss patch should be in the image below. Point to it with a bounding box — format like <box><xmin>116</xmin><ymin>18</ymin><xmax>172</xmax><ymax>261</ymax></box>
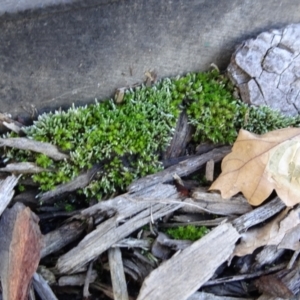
<box><xmin>3</xmin><ymin>69</ymin><xmax>300</xmax><ymax>200</ymax></box>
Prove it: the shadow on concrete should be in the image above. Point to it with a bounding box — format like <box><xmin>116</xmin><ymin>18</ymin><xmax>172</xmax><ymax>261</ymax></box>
<box><xmin>0</xmin><ymin>0</ymin><xmax>300</xmax><ymax>119</ymax></box>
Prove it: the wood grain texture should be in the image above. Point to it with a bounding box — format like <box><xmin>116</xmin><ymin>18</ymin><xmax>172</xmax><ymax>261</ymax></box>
<box><xmin>137</xmin><ymin>223</ymin><xmax>240</xmax><ymax>300</ymax></box>
<box><xmin>109</xmin><ymin>247</ymin><xmax>129</xmax><ymax>300</ymax></box>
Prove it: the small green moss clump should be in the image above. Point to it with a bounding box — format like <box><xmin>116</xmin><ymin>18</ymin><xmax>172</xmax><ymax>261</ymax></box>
<box><xmin>166</xmin><ymin>225</ymin><xmax>210</xmax><ymax>241</ymax></box>
<box><xmin>5</xmin><ymin>78</ymin><xmax>181</xmax><ymax>200</ymax></box>
<box><xmin>184</xmin><ymin>70</ymin><xmax>300</xmax><ymax>144</ymax></box>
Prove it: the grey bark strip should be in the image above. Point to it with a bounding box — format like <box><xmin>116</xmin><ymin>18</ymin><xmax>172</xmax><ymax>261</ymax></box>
<box><xmin>137</xmin><ymin>223</ymin><xmax>240</xmax><ymax>300</ymax></box>
<box><xmin>128</xmin><ymin>146</ymin><xmax>231</xmax><ymax>193</ymax></box>
<box><xmin>232</xmin><ymin>196</ymin><xmax>286</xmax><ymax>233</ymax></box>
<box><xmin>108</xmin><ymin>247</ymin><xmax>129</xmax><ymax>300</ymax></box>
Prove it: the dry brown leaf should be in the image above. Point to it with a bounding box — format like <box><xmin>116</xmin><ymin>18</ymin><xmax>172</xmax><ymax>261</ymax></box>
<box><xmin>233</xmin><ymin>206</ymin><xmax>300</xmax><ymax>258</ymax></box>
<box><xmin>210</xmin><ymin>128</ymin><xmax>300</xmax><ymax>206</ymax></box>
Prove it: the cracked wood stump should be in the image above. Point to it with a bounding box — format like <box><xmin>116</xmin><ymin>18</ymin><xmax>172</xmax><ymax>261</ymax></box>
<box><xmin>227</xmin><ymin>23</ymin><xmax>300</xmax><ymax>116</ymax></box>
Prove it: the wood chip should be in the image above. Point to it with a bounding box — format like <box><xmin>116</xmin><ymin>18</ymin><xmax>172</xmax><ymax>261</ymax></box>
<box><xmin>137</xmin><ymin>223</ymin><xmax>240</xmax><ymax>300</ymax></box>
<box><xmin>205</xmin><ymin>159</ymin><xmax>215</xmax><ymax>182</ymax></box>
<box><xmin>109</xmin><ymin>247</ymin><xmax>129</xmax><ymax>300</ymax></box>
<box><xmin>0</xmin><ymin>175</ymin><xmax>19</xmax><ymax>217</ymax></box>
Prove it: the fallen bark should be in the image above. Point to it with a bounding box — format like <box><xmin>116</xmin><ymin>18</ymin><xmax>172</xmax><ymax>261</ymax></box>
<box><xmin>137</xmin><ymin>223</ymin><xmax>240</xmax><ymax>300</ymax></box>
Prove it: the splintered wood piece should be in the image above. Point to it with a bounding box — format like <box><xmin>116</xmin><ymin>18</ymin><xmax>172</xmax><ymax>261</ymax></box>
<box><xmin>128</xmin><ymin>146</ymin><xmax>231</xmax><ymax>193</ymax></box>
<box><xmin>232</xmin><ymin>196</ymin><xmax>286</xmax><ymax>233</ymax></box>
<box><xmin>137</xmin><ymin>223</ymin><xmax>240</xmax><ymax>300</ymax></box>
<box><xmin>108</xmin><ymin>247</ymin><xmax>129</xmax><ymax>300</ymax></box>
<box><xmin>182</xmin><ymin>187</ymin><xmax>253</xmax><ymax>215</ymax></box>
<box><xmin>0</xmin><ymin>137</ymin><xmax>68</xmax><ymax>160</ymax></box>
<box><xmin>164</xmin><ymin>111</ymin><xmax>194</xmax><ymax>159</ymax></box>
<box><xmin>0</xmin><ymin>175</ymin><xmax>19</xmax><ymax>217</ymax></box>
<box><xmin>0</xmin><ymin>112</ymin><xmax>23</xmax><ymax>133</ymax></box>
<box><xmin>41</xmin><ymin>219</ymin><xmax>87</xmax><ymax>258</ymax></box>
<box><xmin>0</xmin><ymin>203</ymin><xmax>43</xmax><ymax>300</ymax></box>
<box><xmin>205</xmin><ymin>159</ymin><xmax>215</xmax><ymax>182</ymax></box>
<box><xmin>32</xmin><ymin>272</ymin><xmax>58</xmax><ymax>300</ymax></box>
<box><xmin>56</xmin><ymin>184</ymin><xmax>182</xmax><ymax>274</ymax></box>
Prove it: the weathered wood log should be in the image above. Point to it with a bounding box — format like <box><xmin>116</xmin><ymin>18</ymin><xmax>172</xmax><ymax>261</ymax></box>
<box><xmin>137</xmin><ymin>223</ymin><xmax>240</xmax><ymax>300</ymax></box>
<box><xmin>108</xmin><ymin>247</ymin><xmax>129</xmax><ymax>300</ymax></box>
<box><xmin>128</xmin><ymin>146</ymin><xmax>231</xmax><ymax>193</ymax></box>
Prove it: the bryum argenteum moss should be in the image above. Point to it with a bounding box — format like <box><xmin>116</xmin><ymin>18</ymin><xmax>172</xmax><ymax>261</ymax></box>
<box><xmin>3</xmin><ymin>69</ymin><xmax>300</xmax><ymax>200</ymax></box>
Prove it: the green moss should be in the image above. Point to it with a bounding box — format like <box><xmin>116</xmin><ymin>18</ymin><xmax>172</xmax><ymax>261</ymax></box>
<box><xmin>4</xmin><ymin>69</ymin><xmax>300</xmax><ymax>201</ymax></box>
<box><xmin>166</xmin><ymin>225</ymin><xmax>210</xmax><ymax>241</ymax></box>
<box><xmin>5</xmin><ymin>78</ymin><xmax>181</xmax><ymax>200</ymax></box>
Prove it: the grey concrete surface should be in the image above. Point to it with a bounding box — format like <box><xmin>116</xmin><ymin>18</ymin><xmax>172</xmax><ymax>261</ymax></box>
<box><xmin>0</xmin><ymin>0</ymin><xmax>300</xmax><ymax>120</ymax></box>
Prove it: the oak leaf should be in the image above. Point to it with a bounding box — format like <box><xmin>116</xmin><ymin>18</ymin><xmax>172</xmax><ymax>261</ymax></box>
<box><xmin>209</xmin><ymin>128</ymin><xmax>300</xmax><ymax>206</ymax></box>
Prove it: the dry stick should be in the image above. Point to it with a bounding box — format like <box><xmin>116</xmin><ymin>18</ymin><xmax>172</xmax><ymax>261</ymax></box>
<box><xmin>83</xmin><ymin>260</ymin><xmax>95</xmax><ymax>298</ymax></box>
<box><xmin>39</xmin><ymin>164</ymin><xmax>102</xmax><ymax>203</ymax></box>
<box><xmin>108</xmin><ymin>247</ymin><xmax>129</xmax><ymax>300</ymax></box>
<box><xmin>32</xmin><ymin>272</ymin><xmax>58</xmax><ymax>300</ymax></box>
<box><xmin>128</xmin><ymin>146</ymin><xmax>231</xmax><ymax>193</ymax></box>
<box><xmin>188</xmin><ymin>292</ymin><xmax>253</xmax><ymax>300</ymax></box>
<box><xmin>0</xmin><ymin>137</ymin><xmax>68</xmax><ymax>160</ymax></box>
<box><xmin>0</xmin><ymin>162</ymin><xmax>48</xmax><ymax>174</ymax></box>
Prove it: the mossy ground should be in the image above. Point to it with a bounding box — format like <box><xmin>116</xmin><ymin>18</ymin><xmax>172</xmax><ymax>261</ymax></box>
<box><xmin>3</xmin><ymin>69</ymin><xmax>300</xmax><ymax>202</ymax></box>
